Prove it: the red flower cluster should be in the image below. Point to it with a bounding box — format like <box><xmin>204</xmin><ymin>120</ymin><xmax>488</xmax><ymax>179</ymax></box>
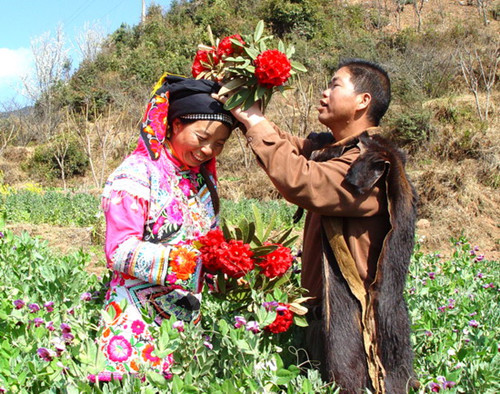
<box><xmin>254</xmin><ymin>49</ymin><xmax>291</xmax><ymax>88</ymax></box>
<box><xmin>217</xmin><ymin>34</ymin><xmax>245</xmax><ymax>58</ymax></box>
<box><xmin>199</xmin><ymin>229</ymin><xmax>255</xmax><ymax>279</ymax></box>
<box><xmin>191</xmin><ymin>47</ymin><xmax>219</xmax><ymax>78</ymax></box>
<box><xmin>257</xmin><ymin>243</ymin><xmax>293</xmax><ymax>278</ymax></box>
<box><xmin>264</xmin><ymin>303</ymin><xmax>294</xmax><ymax>334</ymax></box>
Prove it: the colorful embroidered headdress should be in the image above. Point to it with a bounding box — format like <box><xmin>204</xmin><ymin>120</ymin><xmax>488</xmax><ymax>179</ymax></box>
<box><xmin>139</xmin><ymin>74</ymin><xmax>235</xmax><ymax>161</ymax></box>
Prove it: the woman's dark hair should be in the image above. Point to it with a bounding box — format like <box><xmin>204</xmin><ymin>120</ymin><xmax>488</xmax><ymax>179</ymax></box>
<box><xmin>337</xmin><ymin>58</ymin><xmax>391</xmax><ymax>126</ymax></box>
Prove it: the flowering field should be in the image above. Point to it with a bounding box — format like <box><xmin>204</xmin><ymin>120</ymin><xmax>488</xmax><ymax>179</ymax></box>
<box><xmin>0</xmin><ymin>189</ymin><xmax>499</xmax><ymax>392</ymax></box>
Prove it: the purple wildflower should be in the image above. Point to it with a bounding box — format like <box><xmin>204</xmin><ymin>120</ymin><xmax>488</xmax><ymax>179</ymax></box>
<box><xmin>443</xmin><ymin>381</ymin><xmax>456</xmax><ymax>389</ymax></box>
<box><xmin>44</xmin><ymin>301</ymin><xmax>54</xmax><ymax>312</ymax></box>
<box><xmin>28</xmin><ymin>303</ymin><xmax>40</xmax><ymax>313</ymax></box>
<box><xmin>87</xmin><ymin>374</ymin><xmax>97</xmax><ymax>383</ymax></box>
<box><xmin>62</xmin><ymin>332</ymin><xmax>74</xmax><ymax>343</ymax></box>
<box><xmin>438</xmin><ymin>305</ymin><xmax>447</xmax><ymax>313</ymax></box>
<box><xmin>428</xmin><ymin>272</ymin><xmax>436</xmax><ymax>280</ymax></box>
<box><xmin>13</xmin><ymin>299</ymin><xmax>25</xmax><ymax>309</ymax></box>
<box><xmin>469</xmin><ymin>311</ymin><xmax>477</xmax><ymax>317</ymax></box>
<box><xmin>428</xmin><ymin>382</ymin><xmax>441</xmax><ymax>392</ymax></box>
<box><xmin>163</xmin><ymin>371</ymin><xmax>173</xmax><ymax>380</ymax></box>
<box><xmin>475</xmin><ymin>254</ymin><xmax>484</xmax><ymax>262</ymax></box>
<box><xmin>468</xmin><ymin>320</ymin><xmax>479</xmax><ymax>328</ymax></box>
<box><xmin>203</xmin><ymin>340</ymin><xmax>213</xmax><ymax>350</ymax></box>
<box><xmin>37</xmin><ymin>347</ymin><xmax>56</xmax><ymax>362</ymax></box>
<box><xmin>408</xmin><ymin>287</ymin><xmax>416</xmax><ymax>295</ymax></box>
<box><xmin>46</xmin><ymin>321</ymin><xmax>55</xmax><ymax>331</ymax></box>
<box><xmin>447</xmin><ymin>299</ymin><xmax>455</xmax><ymax>309</ymax></box>
<box><xmin>246</xmin><ymin>321</ymin><xmax>260</xmax><ymax>334</ymax></box>
<box><xmin>476</xmin><ymin>272</ymin><xmax>484</xmax><ymax>278</ymax></box>
<box><xmin>482</xmin><ymin>283</ymin><xmax>495</xmax><ymax>289</ymax></box>
<box><xmin>80</xmin><ymin>292</ymin><xmax>92</xmax><ymax>301</ymax></box>
<box><xmin>424</xmin><ymin>330</ymin><xmax>433</xmax><ymax>337</ymax></box>
<box><xmin>234</xmin><ymin>316</ymin><xmax>247</xmax><ymax>328</ymax></box>
<box><xmin>60</xmin><ymin>323</ymin><xmax>71</xmax><ymax>333</ymax></box>
<box><xmin>262</xmin><ymin>301</ymin><xmax>279</xmax><ymax>311</ymax></box>
<box><xmin>33</xmin><ymin>317</ymin><xmax>44</xmax><ymax>327</ymax></box>
<box><xmin>172</xmin><ymin>321</ymin><xmax>185</xmax><ymax>332</ymax></box>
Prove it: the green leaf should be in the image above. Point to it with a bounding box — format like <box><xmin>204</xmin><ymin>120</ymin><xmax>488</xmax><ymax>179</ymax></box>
<box><xmin>251</xmin><ymin>245</ymin><xmax>279</xmax><ymax>258</ymax></box>
<box><xmin>293</xmin><ymin>315</ymin><xmax>309</xmax><ymax>327</ymax></box>
<box><xmin>230</xmin><ymin>38</ymin><xmax>244</xmax><ymax>47</ymax></box>
<box><xmin>224</xmin><ymin>88</ymin><xmax>252</xmax><ymax>110</ymax></box>
<box><xmin>251</xmin><ymin>204</ymin><xmax>263</xmax><ymax>239</ymax></box>
<box><xmin>254</xmin><ymin>20</ymin><xmax>265</xmax><ymax>43</ymax></box>
<box><xmin>278</xmin><ymin>40</ymin><xmax>285</xmax><ymax>53</ymax></box>
<box><xmin>282</xmin><ymin>235</ymin><xmax>299</xmax><ymax>248</ymax></box>
<box><xmin>207</xmin><ymin>24</ymin><xmax>215</xmax><ymax>47</ymax></box>
<box><xmin>245</xmin><ymin>222</ymin><xmax>255</xmax><ymax>245</ymax></box>
<box><xmin>221</xmin><ymin>220</ymin><xmax>232</xmax><ymax>240</ymax></box>
<box><xmin>218</xmin><ymin>78</ymin><xmax>247</xmax><ymax>96</ymax></box>
<box><xmin>244</xmin><ymin>46</ymin><xmax>259</xmax><ymax>60</ymax></box>
<box><xmin>291</xmin><ymin>60</ymin><xmax>308</xmax><ymax>73</ymax></box>
<box><xmin>254</xmin><ymin>84</ymin><xmax>267</xmax><ymax>101</ymax></box>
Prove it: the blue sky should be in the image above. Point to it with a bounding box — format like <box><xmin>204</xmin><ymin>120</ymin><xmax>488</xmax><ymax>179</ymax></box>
<box><xmin>0</xmin><ymin>0</ymin><xmax>171</xmax><ymax>107</ymax></box>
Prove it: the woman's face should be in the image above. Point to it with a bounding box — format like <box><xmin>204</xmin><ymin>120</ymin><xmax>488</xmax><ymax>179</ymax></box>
<box><xmin>169</xmin><ymin>118</ymin><xmax>231</xmax><ymax>167</ymax></box>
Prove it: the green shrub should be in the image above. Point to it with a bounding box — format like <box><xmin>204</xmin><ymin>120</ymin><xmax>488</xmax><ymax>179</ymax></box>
<box><xmin>1</xmin><ymin>189</ymin><xmax>100</xmax><ymax>227</ymax></box>
<box><xmin>26</xmin><ymin>137</ymin><xmax>89</xmax><ymax>181</ymax></box>
<box><xmin>385</xmin><ymin>108</ymin><xmax>435</xmax><ymax>151</ymax></box>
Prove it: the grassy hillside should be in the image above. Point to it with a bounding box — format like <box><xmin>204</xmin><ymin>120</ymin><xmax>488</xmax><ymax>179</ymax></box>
<box><xmin>0</xmin><ymin>0</ymin><xmax>498</xmax><ymax>256</ymax></box>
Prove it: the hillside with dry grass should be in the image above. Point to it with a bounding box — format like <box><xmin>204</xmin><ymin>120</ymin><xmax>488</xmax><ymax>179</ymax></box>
<box><xmin>1</xmin><ymin>0</ymin><xmax>498</xmax><ymax>263</ymax></box>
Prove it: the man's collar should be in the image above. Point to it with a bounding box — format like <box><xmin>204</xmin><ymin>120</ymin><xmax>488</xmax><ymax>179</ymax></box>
<box><xmin>331</xmin><ymin>126</ymin><xmax>381</xmax><ymax>147</ymax></box>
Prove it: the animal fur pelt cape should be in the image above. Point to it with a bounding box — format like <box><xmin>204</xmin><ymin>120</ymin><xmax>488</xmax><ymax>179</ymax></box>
<box><xmin>307</xmin><ymin>130</ymin><xmax>419</xmax><ymax>393</ymax></box>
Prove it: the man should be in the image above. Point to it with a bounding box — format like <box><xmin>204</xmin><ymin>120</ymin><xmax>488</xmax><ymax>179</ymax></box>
<box><xmin>218</xmin><ymin>58</ymin><xmax>419</xmax><ymax>393</ymax></box>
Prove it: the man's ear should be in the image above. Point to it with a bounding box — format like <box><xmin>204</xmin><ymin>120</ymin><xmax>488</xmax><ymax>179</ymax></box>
<box><xmin>357</xmin><ymin>92</ymin><xmax>371</xmax><ymax>111</ymax></box>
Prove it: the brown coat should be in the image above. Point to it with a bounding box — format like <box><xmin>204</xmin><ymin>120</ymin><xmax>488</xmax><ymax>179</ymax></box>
<box><xmin>245</xmin><ymin>120</ymin><xmax>389</xmax><ymax>298</ymax></box>
<box><xmin>245</xmin><ymin>120</ymin><xmax>418</xmax><ymax>393</ymax></box>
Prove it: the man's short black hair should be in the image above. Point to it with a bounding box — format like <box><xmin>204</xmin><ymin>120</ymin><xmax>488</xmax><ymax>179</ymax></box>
<box><xmin>337</xmin><ymin>58</ymin><xmax>391</xmax><ymax>126</ymax></box>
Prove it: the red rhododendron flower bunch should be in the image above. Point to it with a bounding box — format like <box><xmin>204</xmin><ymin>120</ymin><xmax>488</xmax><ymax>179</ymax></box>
<box><xmin>254</xmin><ymin>49</ymin><xmax>291</xmax><ymax>88</ymax></box>
<box><xmin>191</xmin><ymin>47</ymin><xmax>219</xmax><ymax>78</ymax></box>
<box><xmin>217</xmin><ymin>34</ymin><xmax>245</xmax><ymax>58</ymax></box>
<box><xmin>264</xmin><ymin>303</ymin><xmax>294</xmax><ymax>334</ymax></box>
<box><xmin>199</xmin><ymin>229</ymin><xmax>255</xmax><ymax>279</ymax></box>
<box><xmin>191</xmin><ymin>21</ymin><xmax>307</xmax><ymax>111</ymax></box>
<box><xmin>256</xmin><ymin>243</ymin><xmax>293</xmax><ymax>278</ymax></box>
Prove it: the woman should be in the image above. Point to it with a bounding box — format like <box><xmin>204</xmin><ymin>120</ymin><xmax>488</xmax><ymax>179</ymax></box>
<box><xmin>97</xmin><ymin>75</ymin><xmax>235</xmax><ymax>380</ymax></box>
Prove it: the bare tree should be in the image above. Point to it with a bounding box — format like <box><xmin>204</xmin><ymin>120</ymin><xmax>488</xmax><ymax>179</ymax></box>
<box><xmin>69</xmin><ymin>105</ymin><xmax>124</xmax><ymax>188</ymax></box>
<box><xmin>457</xmin><ymin>44</ymin><xmax>499</xmax><ymax>122</ymax></box>
<box><xmin>22</xmin><ymin>24</ymin><xmax>70</xmax><ymax>102</ymax></box>
<box><xmin>412</xmin><ymin>0</ymin><xmax>426</xmax><ymax>32</ymax></box>
<box><xmin>476</xmin><ymin>0</ymin><xmax>491</xmax><ymax>25</ymax></box>
<box><xmin>0</xmin><ymin>121</ymin><xmax>17</xmax><ymax>156</ymax></box>
<box><xmin>75</xmin><ymin>21</ymin><xmax>105</xmax><ymax>63</ymax></box>
<box><xmin>51</xmin><ymin>132</ymin><xmax>72</xmax><ymax>190</ymax></box>
<box><xmin>21</xmin><ymin>24</ymin><xmax>70</xmax><ymax>143</ymax></box>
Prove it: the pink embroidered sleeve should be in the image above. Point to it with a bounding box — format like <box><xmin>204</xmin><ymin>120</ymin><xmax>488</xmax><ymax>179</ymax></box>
<box><xmin>103</xmin><ymin>191</ymin><xmax>148</xmax><ymax>267</ymax></box>
<box><xmin>103</xmin><ymin>191</ymin><xmax>202</xmax><ymax>288</ymax></box>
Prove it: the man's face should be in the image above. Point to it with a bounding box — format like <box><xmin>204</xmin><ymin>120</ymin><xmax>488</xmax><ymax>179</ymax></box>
<box><xmin>317</xmin><ymin>67</ymin><xmax>359</xmax><ymax>129</ymax></box>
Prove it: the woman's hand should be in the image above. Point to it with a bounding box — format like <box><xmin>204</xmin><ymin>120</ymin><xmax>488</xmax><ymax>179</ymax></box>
<box><xmin>211</xmin><ymin>93</ymin><xmax>266</xmax><ymax>132</ymax></box>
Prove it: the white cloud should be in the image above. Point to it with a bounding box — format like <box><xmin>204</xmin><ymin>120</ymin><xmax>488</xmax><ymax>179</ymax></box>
<box><xmin>0</xmin><ymin>47</ymin><xmax>32</xmax><ymax>79</ymax></box>
<box><xmin>0</xmin><ymin>48</ymin><xmax>33</xmax><ymax>105</ymax></box>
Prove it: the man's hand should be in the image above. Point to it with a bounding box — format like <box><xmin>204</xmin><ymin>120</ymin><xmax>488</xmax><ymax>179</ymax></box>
<box><xmin>211</xmin><ymin>93</ymin><xmax>266</xmax><ymax>131</ymax></box>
